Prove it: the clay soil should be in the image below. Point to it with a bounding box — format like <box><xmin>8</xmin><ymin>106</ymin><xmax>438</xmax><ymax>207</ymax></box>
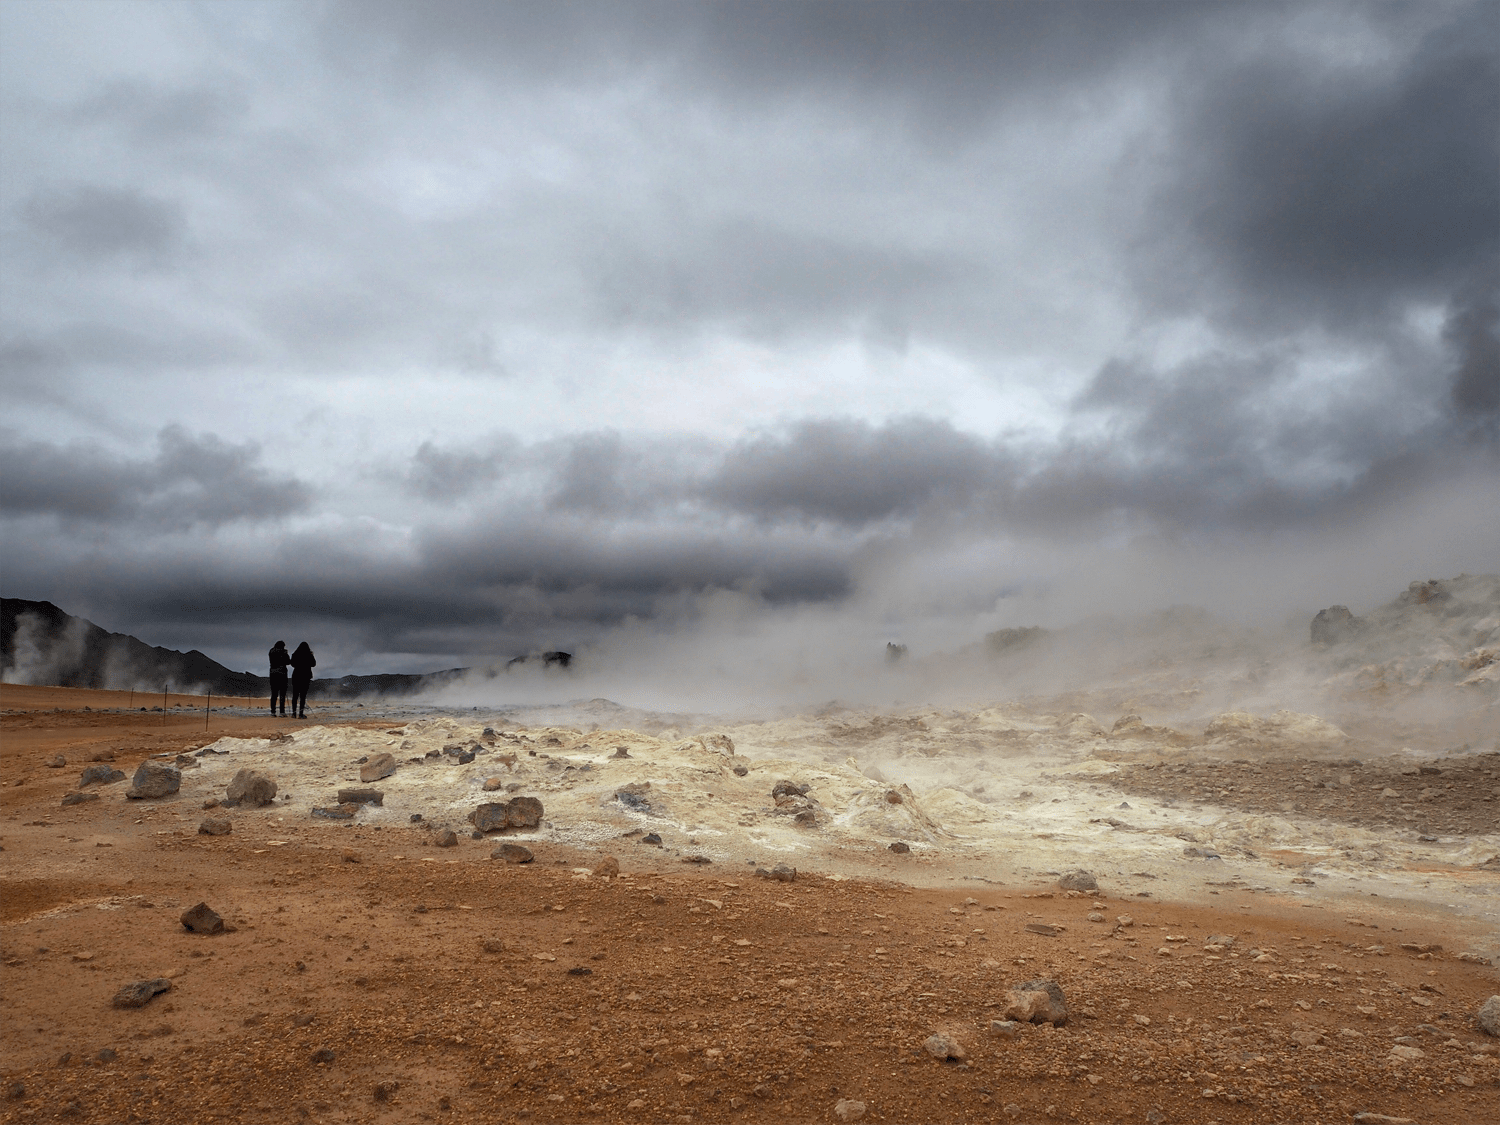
<box><xmin>2</xmin><ymin>686</ymin><xmax>1497</xmax><ymax>1125</ymax></box>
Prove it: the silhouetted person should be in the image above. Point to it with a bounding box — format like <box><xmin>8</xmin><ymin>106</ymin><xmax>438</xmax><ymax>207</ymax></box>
<box><xmin>268</xmin><ymin>640</ymin><xmax>291</xmax><ymax>717</ymax></box>
<box><xmin>289</xmin><ymin>641</ymin><xmax>316</xmax><ymax>719</ymax></box>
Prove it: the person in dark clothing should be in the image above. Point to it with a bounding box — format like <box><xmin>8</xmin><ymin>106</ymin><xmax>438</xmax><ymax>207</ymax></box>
<box><xmin>289</xmin><ymin>641</ymin><xmax>316</xmax><ymax>719</ymax></box>
<box><xmin>268</xmin><ymin>640</ymin><xmax>291</xmax><ymax>716</ymax></box>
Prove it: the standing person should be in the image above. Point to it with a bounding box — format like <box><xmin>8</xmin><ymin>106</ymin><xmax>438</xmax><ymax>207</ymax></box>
<box><xmin>289</xmin><ymin>641</ymin><xmax>316</xmax><ymax>720</ymax></box>
<box><xmin>268</xmin><ymin>640</ymin><xmax>291</xmax><ymax>717</ymax></box>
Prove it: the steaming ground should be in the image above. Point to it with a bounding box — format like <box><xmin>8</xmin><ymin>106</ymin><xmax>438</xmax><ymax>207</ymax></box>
<box><xmin>91</xmin><ymin>573</ymin><xmax>1498</xmax><ymax>956</ymax></box>
<box><xmin>177</xmin><ymin>694</ymin><xmax>1498</xmax><ymax>958</ymax></box>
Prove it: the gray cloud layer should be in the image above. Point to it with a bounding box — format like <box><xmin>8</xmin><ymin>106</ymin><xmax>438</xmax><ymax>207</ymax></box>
<box><xmin>1</xmin><ymin>1</ymin><xmax>1495</xmax><ymax>676</ymax></box>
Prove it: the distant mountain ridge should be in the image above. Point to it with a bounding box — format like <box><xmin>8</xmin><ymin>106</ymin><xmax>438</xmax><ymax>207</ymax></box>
<box><xmin>0</xmin><ymin>598</ymin><xmax>460</xmax><ymax>699</ymax></box>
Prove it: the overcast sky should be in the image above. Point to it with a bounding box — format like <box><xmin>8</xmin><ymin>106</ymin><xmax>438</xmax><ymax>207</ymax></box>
<box><xmin>1</xmin><ymin>0</ymin><xmax>1496</xmax><ymax>685</ymax></box>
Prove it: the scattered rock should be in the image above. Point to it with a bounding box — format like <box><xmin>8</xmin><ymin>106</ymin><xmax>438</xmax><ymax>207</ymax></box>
<box><xmin>610</xmin><ymin>747</ymin><xmax>631</xmax><ymax>759</ymax></box>
<box><xmin>923</xmin><ymin>1033</ymin><xmax>967</xmax><ymax>1061</ymax></box>
<box><xmin>482</xmin><ymin>777</ymin><xmax>506</xmax><ymax>791</ymax></box>
<box><xmin>61</xmin><ymin>791</ymin><xmax>99</xmax><ymax>807</ymax></box>
<box><xmin>198</xmin><ymin>817</ymin><xmax>232</xmax><ymax>836</ymax></box>
<box><xmin>1002</xmin><ymin>979</ymin><xmax>1068</xmax><ymax>1026</ymax></box>
<box><xmin>889</xmin><ymin>841</ymin><xmax>911</xmax><ymax>854</ymax></box>
<box><xmin>336</xmin><ymin>788</ymin><xmax>383</xmax><ymax>806</ymax></box>
<box><xmin>125</xmin><ymin>761</ymin><xmax>180</xmax><ymax>800</ymax></box>
<box><xmin>469</xmin><ymin>796</ymin><xmax>544</xmax><ymax>833</ymax></box>
<box><xmin>46</xmin><ymin>754</ymin><xmax>66</xmax><ymax>768</ymax></box>
<box><xmin>1024</xmin><ymin>923</ymin><xmax>1061</xmax><ymax>937</ymax></box>
<box><xmin>359</xmin><ymin>753</ymin><xmax>397</xmax><ymax>783</ymax></box>
<box><xmin>112</xmin><ymin>978</ymin><xmax>172</xmax><ymax>1008</ymax></box>
<box><xmin>96</xmin><ymin>1048</ymin><xmax>117</xmax><ymax>1062</ymax></box>
<box><xmin>292</xmin><ymin>1012</ymin><xmax>315</xmax><ymax>1027</ymax></box>
<box><xmin>434</xmin><ymin>829</ymin><xmax>459</xmax><ymax>848</ymax></box>
<box><xmin>990</xmin><ymin>1020</ymin><xmax>1022</xmax><ymax>1038</ymax></box>
<box><xmin>311</xmin><ymin>804</ymin><xmax>357</xmax><ymax>820</ymax></box>
<box><xmin>482</xmin><ymin>939</ymin><xmax>506</xmax><ymax>953</ymax></box>
<box><xmin>180</xmin><ymin>902</ymin><xmax>224</xmax><ymax>934</ymax></box>
<box><xmin>1058</xmin><ymin>870</ymin><xmax>1098</xmax><ymax>892</ymax></box>
<box><xmin>310</xmin><ymin>1048</ymin><xmax>336</xmax><ymax>1064</ymax></box>
<box><xmin>491</xmin><ymin>843</ymin><xmax>534</xmax><ymax>864</ymax></box>
<box><xmin>1479</xmin><ymin>995</ymin><xmax>1500</xmax><ymax>1036</ymax></box>
<box><xmin>732</xmin><ymin>764</ymin><xmax>749</xmax><ymax>776</ymax></box>
<box><xmin>682</xmin><ymin>855</ymin><xmax>712</xmax><ymax>864</ymax></box>
<box><xmin>1352</xmin><ymin>1115</ymin><xmax>1418</xmax><ymax>1125</ymax></box>
<box><xmin>794</xmin><ymin>809</ymin><xmax>818</xmax><ymax>827</ymax></box>
<box><xmin>1388</xmin><ymin>1044</ymin><xmax>1425</xmax><ymax>1061</ymax></box>
<box><xmin>754</xmin><ymin>863</ymin><xmax>796</xmax><ymax>882</ymax></box>
<box><xmin>225</xmin><ymin>768</ymin><xmax>277</xmax><ymax>808</ymax></box>
<box><xmin>373</xmin><ymin>1080</ymin><xmax>399</xmax><ymax>1102</ymax></box>
<box><xmin>1289</xmin><ymin>1027</ymin><xmax>1325</xmax><ymax>1047</ymax></box>
<box><xmin>593</xmin><ymin>855</ymin><xmax>621</xmax><ymax>878</ymax></box>
<box><xmin>78</xmin><ymin>764</ymin><xmax>125</xmax><ymax>786</ymax></box>
<box><xmin>771</xmin><ymin>779</ymin><xmax>809</xmax><ymax>800</ymax></box>
<box><xmin>834</xmin><ymin>1098</ymin><xmax>867</xmax><ymax>1122</ymax></box>
<box><xmin>641</xmin><ymin>833</ymin><xmax>662</xmax><ymax>845</ymax></box>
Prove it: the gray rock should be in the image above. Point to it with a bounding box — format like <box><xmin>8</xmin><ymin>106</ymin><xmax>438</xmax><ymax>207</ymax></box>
<box><xmin>491</xmin><ymin>843</ymin><xmax>534</xmax><ymax>863</ymax></box>
<box><xmin>610</xmin><ymin>746</ymin><xmax>631</xmax><ymax>759</ymax></box>
<box><xmin>359</xmin><ymin>753</ymin><xmax>397</xmax><ymax>783</ymax></box>
<box><xmin>990</xmin><ymin>1020</ymin><xmax>1022</xmax><ymax>1038</ymax></box>
<box><xmin>96</xmin><ymin>1048</ymin><xmax>117</xmax><ymax>1062</ymax></box>
<box><xmin>434</xmin><ymin>828</ymin><xmax>459</xmax><ymax>847</ymax></box>
<box><xmin>1058</xmin><ymin>870</ymin><xmax>1098</xmax><ymax>892</ymax></box>
<box><xmin>311</xmin><ymin>804</ymin><xmax>357</xmax><ymax>820</ymax></box>
<box><xmin>112</xmin><ymin>978</ymin><xmax>172</xmax><ymax>1008</ymax></box>
<box><xmin>61</xmin><ymin>791</ymin><xmax>99</xmax><ymax>807</ymax></box>
<box><xmin>1003</xmin><ymin>979</ymin><xmax>1068</xmax><ymax>1026</ymax></box>
<box><xmin>336</xmin><ymin>788</ymin><xmax>383</xmax><ymax>806</ymax></box>
<box><xmin>225</xmin><ymin>768</ymin><xmax>277</xmax><ymax>808</ymax></box>
<box><xmin>641</xmin><ymin>833</ymin><xmax>662</xmax><ymax>845</ymax></box>
<box><xmin>732</xmin><ymin>764</ymin><xmax>749</xmax><ymax>776</ymax></box>
<box><xmin>1479</xmin><ymin>994</ymin><xmax>1500</xmax><ymax>1036</ymax></box>
<box><xmin>794</xmin><ymin>809</ymin><xmax>818</xmax><ymax>827</ymax></box>
<box><xmin>771</xmin><ymin>779</ymin><xmax>809</xmax><ymax>799</ymax></box>
<box><xmin>1205</xmin><ymin>934</ymin><xmax>1236</xmax><ymax>947</ymax></box>
<box><xmin>79</xmin><ymin>765</ymin><xmax>126</xmax><ymax>786</ymax></box>
<box><xmin>46</xmin><ymin>754</ymin><xmax>66</xmax><ymax>768</ymax></box>
<box><xmin>754</xmin><ymin>863</ymin><xmax>797</xmax><ymax>882</ymax></box>
<box><xmin>125</xmin><ymin>761</ymin><xmax>181</xmax><ymax>800</ymax></box>
<box><xmin>180</xmin><ymin>902</ymin><xmax>224</xmax><ymax>934</ymax></box>
<box><xmin>922</xmin><ymin>1032</ymin><xmax>967</xmax><ymax>1061</ymax></box>
<box><xmin>309</xmin><ymin>1048</ymin><xmax>335</xmax><ymax>1064</ymax></box>
<box><xmin>833</xmin><ymin>1098</ymin><xmax>866</xmax><ymax>1122</ymax></box>
<box><xmin>888</xmin><ymin>841</ymin><xmax>911</xmax><ymax>854</ymax></box>
<box><xmin>469</xmin><ymin>795</ymin><xmax>544</xmax><ymax>833</ymax></box>
<box><xmin>198</xmin><ymin>817</ymin><xmax>232</xmax><ymax>836</ymax></box>
<box><xmin>457</xmin><ymin>750</ymin><xmax>475</xmax><ymax>764</ymax></box>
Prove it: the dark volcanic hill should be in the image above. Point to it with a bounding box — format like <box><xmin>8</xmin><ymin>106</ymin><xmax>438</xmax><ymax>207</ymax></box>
<box><xmin>0</xmin><ymin>599</ymin><xmax>461</xmax><ymax>699</ymax></box>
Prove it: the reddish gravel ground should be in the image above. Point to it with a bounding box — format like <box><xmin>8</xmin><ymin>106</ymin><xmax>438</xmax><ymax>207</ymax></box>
<box><xmin>3</xmin><ymin>687</ymin><xmax>1498</xmax><ymax>1125</ymax></box>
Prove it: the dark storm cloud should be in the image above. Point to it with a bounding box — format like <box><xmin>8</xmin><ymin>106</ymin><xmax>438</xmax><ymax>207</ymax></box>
<box><xmin>0</xmin><ymin>425</ymin><xmax>312</xmax><ymax>528</ymax></box>
<box><xmin>336</xmin><ymin>0</ymin><xmax>1197</xmax><ymax>123</ymax></box>
<box><xmin>1446</xmin><ymin>278</ymin><xmax>1500</xmax><ymax>425</ymax></box>
<box><xmin>706</xmin><ymin>417</ymin><xmax>998</xmax><ymax>525</ymax></box>
<box><xmin>405</xmin><ymin>438</ymin><xmax>512</xmax><ymax>501</ymax></box>
<box><xmin>22</xmin><ymin>185</ymin><xmax>186</xmax><ymax>263</ymax></box>
<box><xmin>1139</xmin><ymin>0</ymin><xmax>1499</xmax><ymax>329</ymax></box>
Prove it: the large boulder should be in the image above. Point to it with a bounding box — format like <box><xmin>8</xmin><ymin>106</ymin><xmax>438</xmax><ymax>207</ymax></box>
<box><xmin>224</xmin><ymin>769</ymin><xmax>277</xmax><ymax>808</ymax></box>
<box><xmin>468</xmin><ymin>796</ymin><xmax>544</xmax><ymax>833</ymax></box>
<box><xmin>1311</xmin><ymin>605</ymin><xmax>1364</xmax><ymax>645</ymax></box>
<box><xmin>125</xmin><ymin>761</ymin><xmax>181</xmax><ymax>800</ymax></box>
<box><xmin>79</xmin><ymin>764</ymin><xmax>126</xmax><ymax>786</ymax></box>
<box><xmin>1479</xmin><ymin>995</ymin><xmax>1500</xmax><ymax>1036</ymax></box>
<box><xmin>1003</xmin><ymin>978</ymin><xmax>1069</xmax><ymax>1026</ymax></box>
<box><xmin>359</xmin><ymin>753</ymin><xmax>397</xmax><ymax>783</ymax></box>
